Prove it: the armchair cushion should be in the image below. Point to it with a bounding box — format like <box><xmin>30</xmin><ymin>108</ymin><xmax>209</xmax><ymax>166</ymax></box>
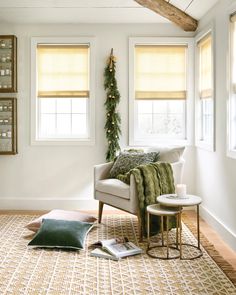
<box><xmin>109</xmin><ymin>151</ymin><xmax>159</xmax><ymax>178</ymax></box>
<box><xmin>96</xmin><ymin>179</ymin><xmax>130</xmax><ymax>200</ymax></box>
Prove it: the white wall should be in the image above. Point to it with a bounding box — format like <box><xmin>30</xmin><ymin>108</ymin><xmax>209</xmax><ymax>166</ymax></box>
<box><xmin>1</xmin><ymin>1</ymin><xmax>234</xmax><ymax>252</ymax></box>
<box><xmin>196</xmin><ymin>0</ymin><xmax>236</xmax><ymax>251</ymax></box>
<box><xmin>0</xmin><ymin>23</ymin><xmax>195</xmax><ymax>210</ymax></box>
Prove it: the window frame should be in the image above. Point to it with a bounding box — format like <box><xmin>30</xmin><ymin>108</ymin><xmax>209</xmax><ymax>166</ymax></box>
<box><xmin>228</xmin><ymin>7</ymin><xmax>236</xmax><ymax>159</ymax></box>
<box><xmin>195</xmin><ymin>25</ymin><xmax>215</xmax><ymax>152</ymax></box>
<box><xmin>129</xmin><ymin>37</ymin><xmax>194</xmax><ymax>146</ymax></box>
<box><xmin>31</xmin><ymin>37</ymin><xmax>96</xmax><ymax>146</ymax></box>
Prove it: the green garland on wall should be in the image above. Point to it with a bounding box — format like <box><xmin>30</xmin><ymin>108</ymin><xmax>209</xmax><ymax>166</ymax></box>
<box><xmin>104</xmin><ymin>48</ymin><xmax>121</xmax><ymax>162</ymax></box>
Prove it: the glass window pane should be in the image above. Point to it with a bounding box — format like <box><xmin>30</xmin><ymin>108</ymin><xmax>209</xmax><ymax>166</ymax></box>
<box><xmin>202</xmin><ymin>98</ymin><xmax>213</xmax><ymax>141</ymax></box>
<box><xmin>231</xmin><ymin>95</ymin><xmax>236</xmax><ymax>148</ymax></box>
<box><xmin>57</xmin><ymin>114</ymin><xmax>71</xmax><ymax>135</ymax></box>
<box><xmin>166</xmin><ymin>114</ymin><xmax>184</xmax><ymax>135</ymax></box>
<box><xmin>137</xmin><ymin>99</ymin><xmax>185</xmax><ymax>138</ymax></box>
<box><xmin>138</xmin><ymin>114</ymin><xmax>152</xmax><ymax>134</ymax></box>
<box><xmin>40</xmin><ymin>98</ymin><xmax>56</xmax><ymax>113</ymax></box>
<box><xmin>153</xmin><ymin>114</ymin><xmax>183</xmax><ymax>135</ymax></box>
<box><xmin>167</xmin><ymin>100</ymin><xmax>184</xmax><ymax>113</ymax></box>
<box><xmin>153</xmin><ymin>101</ymin><xmax>167</xmax><ymax>113</ymax></box>
<box><xmin>40</xmin><ymin>114</ymin><xmax>56</xmax><ymax>137</ymax></box>
<box><xmin>153</xmin><ymin>114</ymin><xmax>166</xmax><ymax>134</ymax></box>
<box><xmin>56</xmin><ymin>98</ymin><xmax>71</xmax><ymax>114</ymax></box>
<box><xmin>72</xmin><ymin>114</ymin><xmax>87</xmax><ymax>135</ymax></box>
<box><xmin>138</xmin><ymin>101</ymin><xmax>152</xmax><ymax>114</ymax></box>
<box><xmin>38</xmin><ymin>97</ymin><xmax>90</xmax><ymax>138</ymax></box>
<box><xmin>203</xmin><ymin>114</ymin><xmax>213</xmax><ymax>139</ymax></box>
<box><xmin>72</xmin><ymin>98</ymin><xmax>87</xmax><ymax>114</ymax></box>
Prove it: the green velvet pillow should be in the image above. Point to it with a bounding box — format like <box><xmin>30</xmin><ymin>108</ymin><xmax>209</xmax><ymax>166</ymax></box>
<box><xmin>109</xmin><ymin>151</ymin><xmax>160</xmax><ymax>178</ymax></box>
<box><xmin>28</xmin><ymin>219</ymin><xmax>94</xmax><ymax>250</ymax></box>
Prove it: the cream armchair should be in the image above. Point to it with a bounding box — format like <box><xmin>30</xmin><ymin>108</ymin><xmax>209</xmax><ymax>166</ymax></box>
<box><xmin>94</xmin><ymin>146</ymin><xmax>185</xmax><ymax>237</ymax></box>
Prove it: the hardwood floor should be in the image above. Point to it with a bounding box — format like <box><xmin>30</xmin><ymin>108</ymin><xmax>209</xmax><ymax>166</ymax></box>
<box><xmin>185</xmin><ymin>210</ymin><xmax>236</xmax><ymax>271</ymax></box>
<box><xmin>0</xmin><ymin>208</ymin><xmax>235</xmax><ymax>271</ymax></box>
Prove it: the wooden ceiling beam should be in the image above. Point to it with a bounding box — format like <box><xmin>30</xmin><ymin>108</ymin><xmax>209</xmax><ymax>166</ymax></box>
<box><xmin>134</xmin><ymin>0</ymin><xmax>198</xmax><ymax>32</ymax></box>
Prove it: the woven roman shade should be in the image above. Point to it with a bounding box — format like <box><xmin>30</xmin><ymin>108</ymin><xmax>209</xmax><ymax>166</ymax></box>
<box><xmin>135</xmin><ymin>45</ymin><xmax>187</xmax><ymax>100</ymax></box>
<box><xmin>37</xmin><ymin>44</ymin><xmax>89</xmax><ymax>98</ymax></box>
<box><xmin>198</xmin><ymin>34</ymin><xmax>212</xmax><ymax>99</ymax></box>
<box><xmin>230</xmin><ymin>14</ymin><xmax>236</xmax><ymax>93</ymax></box>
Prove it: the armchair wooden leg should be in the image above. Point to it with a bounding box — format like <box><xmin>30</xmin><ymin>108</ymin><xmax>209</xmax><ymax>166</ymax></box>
<box><xmin>137</xmin><ymin>214</ymin><xmax>143</xmax><ymax>242</ymax></box>
<box><xmin>98</xmin><ymin>201</ymin><xmax>104</xmax><ymax>223</ymax></box>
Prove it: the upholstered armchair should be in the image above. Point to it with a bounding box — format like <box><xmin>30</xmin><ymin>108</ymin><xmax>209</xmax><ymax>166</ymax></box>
<box><xmin>94</xmin><ymin>146</ymin><xmax>185</xmax><ymax>238</ymax></box>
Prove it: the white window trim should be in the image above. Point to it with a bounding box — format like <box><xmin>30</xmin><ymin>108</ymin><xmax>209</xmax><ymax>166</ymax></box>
<box><xmin>128</xmin><ymin>37</ymin><xmax>194</xmax><ymax>147</ymax></box>
<box><xmin>195</xmin><ymin>23</ymin><xmax>216</xmax><ymax>152</ymax></box>
<box><xmin>227</xmin><ymin>4</ymin><xmax>236</xmax><ymax>159</ymax></box>
<box><xmin>30</xmin><ymin>37</ymin><xmax>96</xmax><ymax>146</ymax></box>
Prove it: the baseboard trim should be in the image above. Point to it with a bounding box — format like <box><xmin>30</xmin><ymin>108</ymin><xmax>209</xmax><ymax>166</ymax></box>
<box><xmin>0</xmin><ymin>197</ymin><xmax>196</xmax><ymax>212</ymax></box>
<box><xmin>0</xmin><ymin>198</ymin><xmax>99</xmax><ymax>211</ymax></box>
<box><xmin>200</xmin><ymin>205</ymin><xmax>236</xmax><ymax>252</ymax></box>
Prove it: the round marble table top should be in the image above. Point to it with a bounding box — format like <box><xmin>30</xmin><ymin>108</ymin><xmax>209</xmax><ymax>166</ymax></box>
<box><xmin>157</xmin><ymin>194</ymin><xmax>202</xmax><ymax>207</ymax></box>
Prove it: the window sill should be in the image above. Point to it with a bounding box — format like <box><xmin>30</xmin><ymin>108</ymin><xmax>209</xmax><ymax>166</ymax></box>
<box><xmin>31</xmin><ymin>138</ymin><xmax>95</xmax><ymax>146</ymax></box>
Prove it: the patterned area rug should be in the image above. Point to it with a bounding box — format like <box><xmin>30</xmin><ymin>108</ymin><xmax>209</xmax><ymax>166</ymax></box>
<box><xmin>0</xmin><ymin>214</ymin><xmax>235</xmax><ymax>295</ymax></box>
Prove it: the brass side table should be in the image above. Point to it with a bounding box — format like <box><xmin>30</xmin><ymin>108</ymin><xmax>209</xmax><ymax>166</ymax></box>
<box><xmin>157</xmin><ymin>194</ymin><xmax>203</xmax><ymax>260</ymax></box>
<box><xmin>146</xmin><ymin>204</ymin><xmax>181</xmax><ymax>260</ymax></box>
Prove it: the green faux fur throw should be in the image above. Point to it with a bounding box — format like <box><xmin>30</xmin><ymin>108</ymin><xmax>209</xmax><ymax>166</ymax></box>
<box><xmin>117</xmin><ymin>162</ymin><xmax>176</xmax><ymax>237</ymax></box>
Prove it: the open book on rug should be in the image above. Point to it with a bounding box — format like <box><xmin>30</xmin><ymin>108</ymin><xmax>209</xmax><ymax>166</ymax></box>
<box><xmin>90</xmin><ymin>237</ymin><xmax>142</xmax><ymax>260</ymax></box>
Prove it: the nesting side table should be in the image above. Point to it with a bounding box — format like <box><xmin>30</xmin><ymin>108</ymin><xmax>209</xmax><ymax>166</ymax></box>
<box><xmin>157</xmin><ymin>194</ymin><xmax>202</xmax><ymax>260</ymax></box>
<box><xmin>146</xmin><ymin>204</ymin><xmax>181</xmax><ymax>260</ymax></box>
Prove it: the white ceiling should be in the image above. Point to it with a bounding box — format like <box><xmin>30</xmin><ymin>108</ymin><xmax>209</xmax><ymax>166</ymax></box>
<box><xmin>0</xmin><ymin>0</ymin><xmax>219</xmax><ymax>24</ymax></box>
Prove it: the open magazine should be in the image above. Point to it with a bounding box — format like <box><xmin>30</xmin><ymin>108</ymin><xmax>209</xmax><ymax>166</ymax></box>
<box><xmin>90</xmin><ymin>237</ymin><xmax>142</xmax><ymax>260</ymax></box>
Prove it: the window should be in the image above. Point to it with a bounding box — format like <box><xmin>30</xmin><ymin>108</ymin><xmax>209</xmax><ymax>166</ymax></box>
<box><xmin>195</xmin><ymin>31</ymin><xmax>215</xmax><ymax>151</ymax></box>
<box><xmin>31</xmin><ymin>37</ymin><xmax>95</xmax><ymax>145</ymax></box>
<box><xmin>228</xmin><ymin>14</ymin><xmax>236</xmax><ymax>158</ymax></box>
<box><xmin>129</xmin><ymin>38</ymin><xmax>193</xmax><ymax>145</ymax></box>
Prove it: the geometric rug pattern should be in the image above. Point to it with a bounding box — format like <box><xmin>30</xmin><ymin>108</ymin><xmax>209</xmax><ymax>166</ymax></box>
<box><xmin>0</xmin><ymin>214</ymin><xmax>235</xmax><ymax>295</ymax></box>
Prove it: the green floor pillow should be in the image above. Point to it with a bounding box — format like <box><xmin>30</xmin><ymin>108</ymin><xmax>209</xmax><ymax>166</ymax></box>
<box><xmin>28</xmin><ymin>219</ymin><xmax>94</xmax><ymax>250</ymax></box>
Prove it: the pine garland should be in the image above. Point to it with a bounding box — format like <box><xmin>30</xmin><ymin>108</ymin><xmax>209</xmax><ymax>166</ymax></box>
<box><xmin>104</xmin><ymin>48</ymin><xmax>121</xmax><ymax>162</ymax></box>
